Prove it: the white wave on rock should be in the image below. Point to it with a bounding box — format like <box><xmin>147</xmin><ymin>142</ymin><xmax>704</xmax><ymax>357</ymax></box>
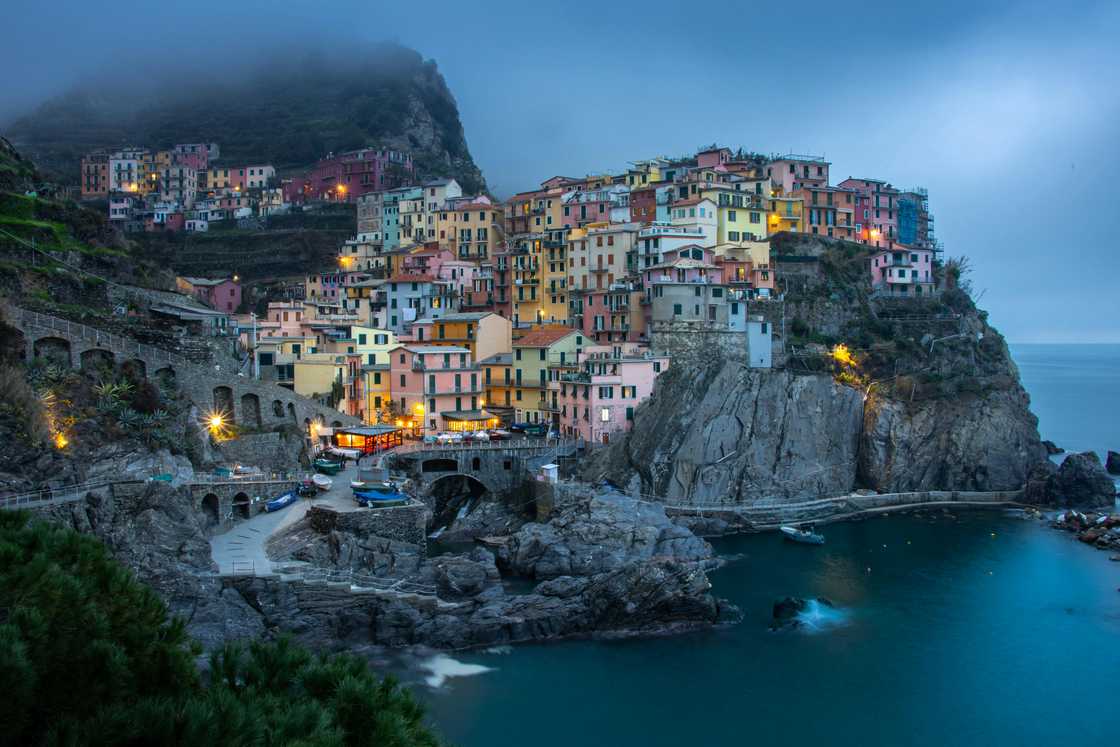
<box><xmin>421</xmin><ymin>654</ymin><xmax>494</xmax><ymax>688</ymax></box>
<box><xmin>795</xmin><ymin>599</ymin><xmax>851</xmax><ymax>633</ymax></box>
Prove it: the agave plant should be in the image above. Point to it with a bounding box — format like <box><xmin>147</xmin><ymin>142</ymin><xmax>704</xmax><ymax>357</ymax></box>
<box><xmin>116</xmin><ymin>408</ymin><xmax>142</xmax><ymax>430</ymax></box>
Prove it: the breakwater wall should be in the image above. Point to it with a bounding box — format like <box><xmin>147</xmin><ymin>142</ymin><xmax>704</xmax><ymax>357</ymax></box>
<box><xmin>662</xmin><ymin>489</ymin><xmax>1022</xmax><ymax>530</ymax></box>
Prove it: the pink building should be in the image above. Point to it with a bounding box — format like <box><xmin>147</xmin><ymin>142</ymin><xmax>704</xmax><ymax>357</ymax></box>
<box><xmin>389</xmin><ymin>345</ymin><xmax>490</xmax><ymax>434</ymax></box>
<box><xmin>839</xmin><ymin>178</ymin><xmax>900</xmax><ymax>248</ymax></box>
<box><xmin>572</xmin><ymin>287</ymin><xmax>646</xmax><ymax>344</ymax></box>
<box><xmin>400</xmin><ymin>245</ymin><xmax>453</xmax><ymax>277</ymax></box>
<box><xmin>869</xmin><ymin>247</ymin><xmax>936</xmax><ymax>297</ymax></box>
<box><xmin>302</xmin><ymin>148</ymin><xmax>415</xmax><ymax>202</ymax></box>
<box><xmin>768</xmin><ymin>154</ymin><xmax>830</xmax><ymax>194</ymax></box>
<box><xmin>552</xmin><ymin>348</ymin><xmax>670</xmax><ymax>444</ymax></box>
<box><xmin>715</xmin><ymin>253</ymin><xmax>774</xmax><ymax>297</ymax></box>
<box><xmin>177</xmin><ymin>277</ymin><xmax>242</xmax><ymax>312</ymax></box>
<box><xmin>696</xmin><ymin>147</ymin><xmax>732</xmax><ymax>169</ymax></box>
<box><xmin>642</xmin><ymin>245</ymin><xmax>724</xmax><ymax>286</ymax></box>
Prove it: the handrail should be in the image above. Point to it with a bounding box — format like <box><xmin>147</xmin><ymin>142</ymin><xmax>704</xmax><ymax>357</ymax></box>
<box><xmin>0</xmin><ymin>479</ymin><xmax>116</xmax><ymax>510</ymax></box>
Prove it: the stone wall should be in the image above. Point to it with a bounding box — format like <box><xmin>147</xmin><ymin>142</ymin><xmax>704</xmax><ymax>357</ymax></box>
<box><xmin>215</xmin><ymin>432</ymin><xmax>304</xmax><ymax>471</ymax></box>
<box><xmin>307</xmin><ymin>502</ymin><xmax>429</xmax><ymax>549</ymax></box>
<box><xmin>650</xmin><ymin>300</ymin><xmax>787</xmax><ymax>367</ymax></box>
<box><xmin>13</xmin><ymin>306</ymin><xmax>359</xmax><ymax>431</ymax></box>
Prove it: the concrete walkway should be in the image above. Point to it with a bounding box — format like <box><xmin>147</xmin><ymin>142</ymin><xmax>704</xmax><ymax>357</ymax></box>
<box><xmin>209</xmin><ymin>461</ymin><xmax>366</xmax><ymax>575</ymax></box>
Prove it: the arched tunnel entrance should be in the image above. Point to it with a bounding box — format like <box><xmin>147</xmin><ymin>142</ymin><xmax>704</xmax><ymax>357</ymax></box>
<box><xmin>428</xmin><ymin>474</ymin><xmax>490</xmax><ymax>534</ymax></box>
<box><xmin>202</xmin><ymin>493</ymin><xmax>221</xmax><ymax>525</ymax></box>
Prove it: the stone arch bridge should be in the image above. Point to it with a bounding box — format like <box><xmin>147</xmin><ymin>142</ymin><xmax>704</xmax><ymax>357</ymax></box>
<box><xmin>9</xmin><ymin>307</ymin><xmax>358</xmax><ymax>431</ymax></box>
<box><xmin>388</xmin><ymin>440</ymin><xmax>578</xmax><ymax>501</ymax></box>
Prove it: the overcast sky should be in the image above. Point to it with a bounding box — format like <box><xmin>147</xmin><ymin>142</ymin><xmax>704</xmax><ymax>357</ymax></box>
<box><xmin>3</xmin><ymin>0</ymin><xmax>1118</xmax><ymax>342</ymax></box>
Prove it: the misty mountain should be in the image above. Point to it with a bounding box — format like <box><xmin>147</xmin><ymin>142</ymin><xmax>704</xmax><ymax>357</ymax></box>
<box><xmin>4</xmin><ymin>43</ymin><xmax>486</xmax><ymax>194</ymax></box>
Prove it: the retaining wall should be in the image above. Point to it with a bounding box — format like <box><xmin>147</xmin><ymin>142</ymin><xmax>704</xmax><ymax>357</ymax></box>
<box><xmin>307</xmin><ymin>502</ymin><xmax>430</xmax><ymax>549</ymax></box>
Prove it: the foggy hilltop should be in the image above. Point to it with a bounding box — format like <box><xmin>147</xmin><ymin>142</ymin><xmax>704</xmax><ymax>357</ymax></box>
<box><xmin>4</xmin><ymin>42</ymin><xmax>486</xmax><ymax>194</ymax></box>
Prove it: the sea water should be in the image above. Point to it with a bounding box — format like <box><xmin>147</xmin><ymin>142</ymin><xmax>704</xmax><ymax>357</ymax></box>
<box><xmin>411</xmin><ymin>345</ymin><xmax>1120</xmax><ymax>747</ymax></box>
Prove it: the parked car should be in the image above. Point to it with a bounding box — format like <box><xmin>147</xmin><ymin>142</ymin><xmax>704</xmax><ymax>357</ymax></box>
<box><xmin>488</xmin><ymin>429</ymin><xmax>511</xmax><ymax>441</ymax></box>
<box><xmin>469</xmin><ymin>431</ymin><xmax>490</xmax><ymax>442</ymax></box>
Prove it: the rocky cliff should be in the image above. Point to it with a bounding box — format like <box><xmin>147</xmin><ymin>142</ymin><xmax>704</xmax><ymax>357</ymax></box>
<box><xmin>593</xmin><ymin>237</ymin><xmax>1046</xmax><ymax>504</ymax></box>
<box><xmin>5</xmin><ymin>42</ymin><xmax>486</xmax><ymax>193</ymax></box>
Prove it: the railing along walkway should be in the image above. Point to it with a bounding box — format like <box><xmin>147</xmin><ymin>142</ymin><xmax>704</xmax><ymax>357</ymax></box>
<box><xmin>16</xmin><ymin>307</ymin><xmax>184</xmax><ymax>367</ymax></box>
<box><xmin>0</xmin><ymin>480</ymin><xmax>116</xmax><ymax>510</ymax></box>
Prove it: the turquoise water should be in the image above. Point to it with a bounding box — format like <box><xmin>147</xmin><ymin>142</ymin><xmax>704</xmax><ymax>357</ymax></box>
<box><xmin>411</xmin><ymin>346</ymin><xmax>1120</xmax><ymax>746</ymax></box>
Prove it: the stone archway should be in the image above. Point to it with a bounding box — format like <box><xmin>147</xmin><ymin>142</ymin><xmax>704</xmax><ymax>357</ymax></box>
<box><xmin>80</xmin><ymin>348</ymin><xmax>114</xmax><ymax>371</ymax></box>
<box><xmin>154</xmin><ymin>366</ymin><xmax>176</xmax><ymax>388</ymax></box>
<box><xmin>287</xmin><ymin>402</ymin><xmax>297</xmax><ymax>421</ymax></box>
<box><xmin>213</xmin><ymin>386</ymin><xmax>235</xmax><ymax>422</ymax></box>
<box><xmin>121</xmin><ymin>358</ymin><xmax>147</xmax><ymax>381</ymax></box>
<box><xmin>232</xmin><ymin>492</ymin><xmax>251</xmax><ymax>519</ymax></box>
<box><xmin>202</xmin><ymin>493</ymin><xmax>221</xmax><ymax>525</ymax></box>
<box><xmin>428</xmin><ymin>474</ymin><xmax>491</xmax><ymax>532</ymax></box>
<box><xmin>33</xmin><ymin>336</ymin><xmax>71</xmax><ymax>366</ymax></box>
<box><xmin>272</xmin><ymin>399</ymin><xmax>284</xmax><ymax>418</ymax></box>
<box><xmin>241</xmin><ymin>392</ymin><xmax>262</xmax><ymax>428</ymax></box>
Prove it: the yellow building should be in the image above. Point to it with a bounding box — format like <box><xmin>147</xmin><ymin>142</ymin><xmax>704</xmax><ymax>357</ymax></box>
<box><xmin>481</xmin><ymin>352</ymin><xmax>514</xmax><ymax>412</ymax></box>
<box><xmin>292</xmin><ymin>355</ymin><xmax>347</xmax><ymax>403</ymax></box>
<box><xmin>362</xmin><ymin>363</ymin><xmax>392</xmax><ymax>424</ymax></box>
<box><xmin>768</xmin><ymin>195</ymin><xmax>804</xmax><ymax>234</ymax></box>
<box><xmin>434</xmin><ymin>199</ymin><xmax>505</xmax><ymax>260</ymax></box>
<box><xmin>512</xmin><ymin>326</ymin><xmax>584</xmax><ymax>425</ymax></box>
<box><xmin>410</xmin><ymin>312</ymin><xmax>512</xmax><ymax>362</ymax></box>
<box><xmin>317</xmin><ymin>326</ymin><xmax>398</xmax><ymax>366</ymax></box>
<box><xmin>700</xmin><ymin>186</ymin><xmax>767</xmax><ymax>243</ymax></box>
<box><xmin>539</xmin><ymin>228</ymin><xmax>569</xmax><ymax>323</ymax></box>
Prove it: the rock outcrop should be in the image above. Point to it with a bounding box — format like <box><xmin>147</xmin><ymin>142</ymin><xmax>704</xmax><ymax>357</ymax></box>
<box><xmin>498</xmin><ymin>491</ymin><xmax>714</xmax><ymax>578</ymax></box>
<box><xmin>594</xmin><ymin>358</ymin><xmax>864</xmax><ymax>504</ymax></box>
<box><xmin>1024</xmin><ymin>452</ymin><xmax>1117</xmax><ymax>508</ymax></box>
<box><xmin>37</xmin><ymin>482</ymin><xmax>264</xmax><ymax>649</ymax></box>
<box><xmin>859</xmin><ymin>385</ymin><xmax>1042</xmax><ymax>492</ymax></box>
<box><xmin>1106</xmin><ymin>451</ymin><xmax>1120</xmax><ymax>475</ymax></box>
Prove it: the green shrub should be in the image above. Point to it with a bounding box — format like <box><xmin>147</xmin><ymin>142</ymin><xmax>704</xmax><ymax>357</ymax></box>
<box><xmin>0</xmin><ymin>512</ymin><xmax>444</xmax><ymax>746</ymax></box>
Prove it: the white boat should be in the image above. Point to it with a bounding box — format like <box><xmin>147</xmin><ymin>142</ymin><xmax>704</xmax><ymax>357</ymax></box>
<box><xmin>311</xmin><ymin>474</ymin><xmax>333</xmax><ymax>491</ymax></box>
<box><xmin>780</xmin><ymin>525</ymin><xmax>825</xmax><ymax>545</ymax></box>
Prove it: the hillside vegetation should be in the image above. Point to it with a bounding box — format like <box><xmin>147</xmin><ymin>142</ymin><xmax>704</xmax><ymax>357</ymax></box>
<box><xmin>0</xmin><ymin>511</ymin><xmax>442</xmax><ymax>746</ymax></box>
<box><xmin>6</xmin><ymin>42</ymin><xmax>486</xmax><ymax>193</ymax></box>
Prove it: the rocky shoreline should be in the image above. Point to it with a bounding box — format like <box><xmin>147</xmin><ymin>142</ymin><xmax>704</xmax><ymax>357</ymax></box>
<box><xmin>36</xmin><ymin>480</ymin><xmax>738</xmax><ymax>652</ymax></box>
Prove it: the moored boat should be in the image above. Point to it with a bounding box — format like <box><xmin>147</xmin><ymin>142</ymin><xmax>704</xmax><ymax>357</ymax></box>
<box><xmin>265</xmin><ymin>490</ymin><xmax>298</xmax><ymax>512</ymax></box>
<box><xmin>311</xmin><ymin>474</ymin><xmax>333</xmax><ymax>491</ymax></box>
<box><xmin>313</xmin><ymin>458</ymin><xmax>343</xmax><ymax>475</ymax></box>
<box><xmin>780</xmin><ymin>525</ymin><xmax>825</xmax><ymax>545</ymax></box>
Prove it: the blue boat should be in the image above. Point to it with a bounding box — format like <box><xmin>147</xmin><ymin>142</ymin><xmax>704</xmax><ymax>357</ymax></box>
<box><xmin>265</xmin><ymin>490</ymin><xmax>299</xmax><ymax>512</ymax></box>
<box><xmin>353</xmin><ymin>488</ymin><xmax>407</xmax><ymax>507</ymax></box>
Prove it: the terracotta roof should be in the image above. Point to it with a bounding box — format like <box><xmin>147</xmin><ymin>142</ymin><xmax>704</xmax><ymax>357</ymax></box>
<box><xmin>515</xmin><ymin>325</ymin><xmax>578</xmax><ymax>348</ymax></box>
<box><xmin>386</xmin><ymin>274</ymin><xmax>435</xmax><ymax>283</ymax></box>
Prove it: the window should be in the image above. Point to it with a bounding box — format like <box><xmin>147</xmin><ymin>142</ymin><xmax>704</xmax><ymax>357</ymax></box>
<box><xmin>673</xmin><ymin>304</ymin><xmax>682</xmax><ymax>316</ymax></box>
<box><xmin>728</xmin><ymin>210</ymin><xmax>737</xmax><ymax>221</ymax></box>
